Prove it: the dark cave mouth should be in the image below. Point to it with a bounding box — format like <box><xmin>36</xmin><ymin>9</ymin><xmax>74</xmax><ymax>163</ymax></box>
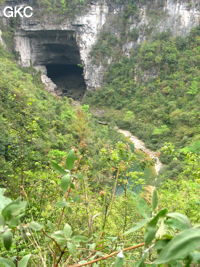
<box><xmin>25</xmin><ymin>30</ymin><xmax>87</xmax><ymax>100</ymax></box>
<box><xmin>46</xmin><ymin>64</ymin><xmax>86</xmax><ymax>100</ymax></box>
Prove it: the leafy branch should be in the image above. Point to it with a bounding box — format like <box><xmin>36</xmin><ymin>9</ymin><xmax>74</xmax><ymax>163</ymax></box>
<box><xmin>68</xmin><ymin>243</ymin><xmax>145</xmax><ymax>267</ymax></box>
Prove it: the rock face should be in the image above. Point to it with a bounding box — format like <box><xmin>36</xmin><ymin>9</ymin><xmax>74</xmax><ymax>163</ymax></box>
<box><xmin>0</xmin><ymin>29</ymin><xmax>3</xmax><ymax>45</ymax></box>
<box><xmin>14</xmin><ymin>1</ymin><xmax>109</xmax><ymax>91</ymax></box>
<box><xmin>122</xmin><ymin>0</ymin><xmax>200</xmax><ymax>55</ymax></box>
<box><xmin>1</xmin><ymin>0</ymin><xmax>200</xmax><ymax>93</ymax></box>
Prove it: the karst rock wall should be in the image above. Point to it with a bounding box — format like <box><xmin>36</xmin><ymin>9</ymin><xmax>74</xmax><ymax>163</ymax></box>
<box><xmin>0</xmin><ymin>0</ymin><xmax>199</xmax><ymax>91</ymax></box>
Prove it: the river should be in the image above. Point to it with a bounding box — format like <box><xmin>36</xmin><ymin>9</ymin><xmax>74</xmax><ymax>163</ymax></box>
<box><xmin>117</xmin><ymin>129</ymin><xmax>163</xmax><ymax>175</ymax></box>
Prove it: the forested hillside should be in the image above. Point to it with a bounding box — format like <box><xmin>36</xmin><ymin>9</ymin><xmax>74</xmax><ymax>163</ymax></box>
<box><xmin>87</xmin><ymin>28</ymin><xmax>200</xmax><ymax>153</ymax></box>
<box><xmin>86</xmin><ymin>27</ymin><xmax>200</xmax><ymax>185</ymax></box>
<box><xmin>0</xmin><ymin>43</ymin><xmax>155</xmax><ymax>266</ymax></box>
<box><xmin>0</xmin><ymin>0</ymin><xmax>199</xmax><ymax>266</ymax></box>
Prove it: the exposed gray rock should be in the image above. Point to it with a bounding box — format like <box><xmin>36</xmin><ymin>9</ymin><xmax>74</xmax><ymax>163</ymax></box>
<box><xmin>13</xmin><ymin>1</ymin><xmax>109</xmax><ymax>92</ymax></box>
<box><xmin>122</xmin><ymin>0</ymin><xmax>200</xmax><ymax>55</ymax></box>
<box><xmin>1</xmin><ymin>0</ymin><xmax>200</xmax><ymax>93</ymax></box>
<box><xmin>41</xmin><ymin>74</ymin><xmax>57</xmax><ymax>94</ymax></box>
<box><xmin>0</xmin><ymin>29</ymin><xmax>4</xmax><ymax>46</ymax></box>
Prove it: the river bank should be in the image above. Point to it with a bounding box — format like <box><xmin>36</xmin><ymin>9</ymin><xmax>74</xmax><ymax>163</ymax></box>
<box><xmin>117</xmin><ymin>129</ymin><xmax>163</xmax><ymax>175</ymax></box>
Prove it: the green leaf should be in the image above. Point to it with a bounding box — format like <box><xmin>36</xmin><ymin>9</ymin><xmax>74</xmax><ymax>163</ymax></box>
<box><xmin>154</xmin><ymin>228</ymin><xmax>200</xmax><ymax>264</ymax></box>
<box><xmin>2</xmin><ymin>199</ymin><xmax>27</xmax><ymax>227</ymax></box>
<box><xmin>152</xmin><ymin>189</ymin><xmax>158</xmax><ymax>211</ymax></box>
<box><xmin>18</xmin><ymin>254</ymin><xmax>31</xmax><ymax>267</ymax></box>
<box><xmin>60</xmin><ymin>175</ymin><xmax>71</xmax><ymax>192</ymax></box>
<box><xmin>67</xmin><ymin>241</ymin><xmax>76</xmax><ymax>254</ymax></box>
<box><xmin>0</xmin><ymin>215</ymin><xmax>5</xmax><ymax>226</ymax></box>
<box><xmin>70</xmin><ymin>183</ymin><xmax>75</xmax><ymax>189</ymax></box>
<box><xmin>188</xmin><ymin>252</ymin><xmax>200</xmax><ymax>263</ymax></box>
<box><xmin>138</xmin><ymin>264</ymin><xmax>156</xmax><ymax>267</ymax></box>
<box><xmin>72</xmin><ymin>235</ymin><xmax>88</xmax><ymax>242</ymax></box>
<box><xmin>154</xmin><ymin>239</ymin><xmax>170</xmax><ymax>253</ymax></box>
<box><xmin>166</xmin><ymin>212</ymin><xmax>191</xmax><ymax>230</ymax></box>
<box><xmin>65</xmin><ymin>150</ymin><xmax>77</xmax><ymax>170</ymax></box>
<box><xmin>50</xmin><ymin>230</ymin><xmax>66</xmax><ymax>246</ymax></box>
<box><xmin>2</xmin><ymin>230</ymin><xmax>12</xmax><ymax>250</ymax></box>
<box><xmin>51</xmin><ymin>161</ymin><xmax>66</xmax><ymax>175</ymax></box>
<box><xmin>55</xmin><ymin>200</ymin><xmax>70</xmax><ymax>208</ymax></box>
<box><xmin>144</xmin><ymin>209</ymin><xmax>168</xmax><ymax>245</ymax></box>
<box><xmin>0</xmin><ymin>258</ymin><xmax>15</xmax><ymax>267</ymax></box>
<box><xmin>0</xmin><ymin>188</ymin><xmax>12</xmax><ymax>212</ymax></box>
<box><xmin>135</xmin><ymin>260</ymin><xmax>146</xmax><ymax>267</ymax></box>
<box><xmin>156</xmin><ymin>218</ymin><xmax>168</xmax><ymax>239</ymax></box>
<box><xmin>136</xmin><ymin>196</ymin><xmax>151</xmax><ymax>219</ymax></box>
<box><xmin>29</xmin><ymin>222</ymin><xmax>43</xmax><ymax>231</ymax></box>
<box><xmin>114</xmin><ymin>251</ymin><xmax>124</xmax><ymax>267</ymax></box>
<box><xmin>124</xmin><ymin>219</ymin><xmax>149</xmax><ymax>235</ymax></box>
<box><xmin>63</xmin><ymin>223</ymin><xmax>72</xmax><ymax>238</ymax></box>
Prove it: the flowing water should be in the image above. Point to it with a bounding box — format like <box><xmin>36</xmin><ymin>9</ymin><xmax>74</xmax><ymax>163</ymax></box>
<box><xmin>117</xmin><ymin>129</ymin><xmax>163</xmax><ymax>175</ymax></box>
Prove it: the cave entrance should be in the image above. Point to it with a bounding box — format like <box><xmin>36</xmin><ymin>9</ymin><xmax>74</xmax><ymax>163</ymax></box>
<box><xmin>46</xmin><ymin>64</ymin><xmax>86</xmax><ymax>100</ymax></box>
<box><xmin>23</xmin><ymin>30</ymin><xmax>87</xmax><ymax>100</ymax></box>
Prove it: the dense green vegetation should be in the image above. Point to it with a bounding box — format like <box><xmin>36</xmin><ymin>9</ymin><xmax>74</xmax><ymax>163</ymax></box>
<box><xmin>34</xmin><ymin>0</ymin><xmax>103</xmax><ymax>17</ymax></box>
<box><xmin>0</xmin><ymin>38</ymin><xmax>199</xmax><ymax>265</ymax></box>
<box><xmin>86</xmin><ymin>28</ymin><xmax>200</xmax><ymax>153</ymax></box>
<box><xmin>85</xmin><ymin>26</ymin><xmax>200</xmax><ymax>235</ymax></box>
<box><xmin>86</xmin><ymin>27</ymin><xmax>200</xmax><ymax>201</ymax></box>
<box><xmin>0</xmin><ymin>0</ymin><xmax>199</xmax><ymax>265</ymax></box>
<box><xmin>1</xmin><ymin>44</ymin><xmax>151</xmax><ymax>193</ymax></box>
<box><xmin>0</xmin><ymin>44</ymin><xmax>160</xmax><ymax>266</ymax></box>
<box><xmin>0</xmin><ymin>150</ymin><xmax>199</xmax><ymax>266</ymax></box>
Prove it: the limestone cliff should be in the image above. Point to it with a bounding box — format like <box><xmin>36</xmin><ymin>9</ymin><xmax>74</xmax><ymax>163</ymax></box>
<box><xmin>0</xmin><ymin>0</ymin><xmax>199</xmax><ymax>93</ymax></box>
